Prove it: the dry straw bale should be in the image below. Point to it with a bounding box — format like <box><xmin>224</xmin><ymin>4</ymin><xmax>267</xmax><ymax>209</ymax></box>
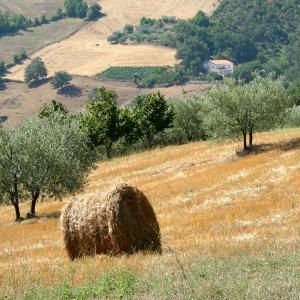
<box><xmin>61</xmin><ymin>184</ymin><xmax>161</xmax><ymax>260</ymax></box>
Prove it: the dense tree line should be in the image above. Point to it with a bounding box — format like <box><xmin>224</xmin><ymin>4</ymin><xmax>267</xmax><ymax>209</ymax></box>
<box><xmin>0</xmin><ymin>10</ymin><xmax>62</xmax><ymax>36</ymax></box>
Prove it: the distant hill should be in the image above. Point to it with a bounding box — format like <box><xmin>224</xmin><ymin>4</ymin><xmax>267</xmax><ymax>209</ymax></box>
<box><xmin>6</xmin><ymin>0</ymin><xmax>219</xmax><ymax>81</ymax></box>
<box><xmin>212</xmin><ymin>0</ymin><xmax>300</xmax><ymax>81</ymax></box>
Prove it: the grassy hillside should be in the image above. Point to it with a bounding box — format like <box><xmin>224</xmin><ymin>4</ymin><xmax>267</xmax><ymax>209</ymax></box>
<box><xmin>0</xmin><ymin>18</ymin><xmax>84</xmax><ymax>64</ymax></box>
<box><xmin>0</xmin><ymin>0</ymin><xmax>65</xmax><ymax>18</ymax></box>
<box><xmin>0</xmin><ymin>129</ymin><xmax>300</xmax><ymax>298</ymax></box>
<box><xmin>6</xmin><ymin>0</ymin><xmax>219</xmax><ymax>81</ymax></box>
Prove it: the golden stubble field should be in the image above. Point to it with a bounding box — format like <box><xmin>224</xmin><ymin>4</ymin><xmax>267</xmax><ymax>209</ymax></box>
<box><xmin>0</xmin><ymin>129</ymin><xmax>300</xmax><ymax>292</ymax></box>
<box><xmin>7</xmin><ymin>0</ymin><xmax>219</xmax><ymax>81</ymax></box>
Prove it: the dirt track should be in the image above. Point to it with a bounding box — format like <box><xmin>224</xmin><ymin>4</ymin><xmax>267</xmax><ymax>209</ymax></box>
<box><xmin>7</xmin><ymin>0</ymin><xmax>218</xmax><ymax>81</ymax></box>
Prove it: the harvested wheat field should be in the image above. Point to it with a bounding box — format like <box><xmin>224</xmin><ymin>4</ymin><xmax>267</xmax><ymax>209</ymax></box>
<box><xmin>0</xmin><ymin>129</ymin><xmax>300</xmax><ymax>298</ymax></box>
<box><xmin>7</xmin><ymin>0</ymin><xmax>219</xmax><ymax>81</ymax></box>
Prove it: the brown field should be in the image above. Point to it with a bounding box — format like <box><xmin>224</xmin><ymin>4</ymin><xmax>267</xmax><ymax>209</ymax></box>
<box><xmin>0</xmin><ymin>19</ymin><xmax>85</xmax><ymax>64</ymax></box>
<box><xmin>0</xmin><ymin>0</ymin><xmax>65</xmax><ymax>18</ymax></box>
<box><xmin>0</xmin><ymin>76</ymin><xmax>210</xmax><ymax>125</ymax></box>
<box><xmin>7</xmin><ymin>0</ymin><xmax>219</xmax><ymax>81</ymax></box>
<box><xmin>0</xmin><ymin>129</ymin><xmax>300</xmax><ymax>295</ymax></box>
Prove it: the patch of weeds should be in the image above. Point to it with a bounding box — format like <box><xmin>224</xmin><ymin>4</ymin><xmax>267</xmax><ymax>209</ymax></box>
<box><xmin>184</xmin><ymin>187</ymin><xmax>194</xmax><ymax>197</ymax></box>
<box><xmin>94</xmin><ymin>268</ymin><xmax>138</xmax><ymax>298</ymax></box>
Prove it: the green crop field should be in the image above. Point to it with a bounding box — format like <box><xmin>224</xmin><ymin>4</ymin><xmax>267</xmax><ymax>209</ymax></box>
<box><xmin>98</xmin><ymin>66</ymin><xmax>168</xmax><ymax>81</ymax></box>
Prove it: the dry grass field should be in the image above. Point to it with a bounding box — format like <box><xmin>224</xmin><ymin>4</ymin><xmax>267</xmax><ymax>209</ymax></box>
<box><xmin>0</xmin><ymin>19</ymin><xmax>85</xmax><ymax>64</ymax></box>
<box><xmin>0</xmin><ymin>0</ymin><xmax>65</xmax><ymax>18</ymax></box>
<box><xmin>0</xmin><ymin>129</ymin><xmax>300</xmax><ymax>298</ymax></box>
<box><xmin>7</xmin><ymin>0</ymin><xmax>219</xmax><ymax>81</ymax></box>
<box><xmin>0</xmin><ymin>77</ymin><xmax>209</xmax><ymax>125</ymax></box>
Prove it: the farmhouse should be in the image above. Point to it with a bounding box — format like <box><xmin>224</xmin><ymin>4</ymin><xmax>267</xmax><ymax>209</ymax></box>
<box><xmin>207</xmin><ymin>60</ymin><xmax>234</xmax><ymax>77</ymax></box>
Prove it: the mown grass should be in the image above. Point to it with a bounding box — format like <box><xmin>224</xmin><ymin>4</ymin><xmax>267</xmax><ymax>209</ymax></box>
<box><xmin>1</xmin><ymin>250</ymin><xmax>300</xmax><ymax>299</ymax></box>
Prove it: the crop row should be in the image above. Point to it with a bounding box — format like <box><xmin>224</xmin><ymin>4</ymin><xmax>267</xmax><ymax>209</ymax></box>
<box><xmin>98</xmin><ymin>66</ymin><xmax>167</xmax><ymax>81</ymax></box>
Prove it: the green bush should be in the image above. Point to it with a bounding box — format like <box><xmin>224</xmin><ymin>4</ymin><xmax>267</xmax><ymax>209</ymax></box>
<box><xmin>13</xmin><ymin>50</ymin><xmax>28</xmax><ymax>64</ymax></box>
<box><xmin>87</xmin><ymin>4</ymin><xmax>102</xmax><ymax>21</ymax></box>
<box><xmin>64</xmin><ymin>0</ymin><xmax>88</xmax><ymax>19</ymax></box>
<box><xmin>50</xmin><ymin>71</ymin><xmax>72</xmax><ymax>90</ymax></box>
<box><xmin>286</xmin><ymin>105</ymin><xmax>300</xmax><ymax>127</ymax></box>
<box><xmin>24</xmin><ymin>57</ymin><xmax>48</xmax><ymax>86</ymax></box>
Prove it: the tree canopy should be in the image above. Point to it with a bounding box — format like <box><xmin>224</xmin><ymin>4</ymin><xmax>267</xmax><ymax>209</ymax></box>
<box><xmin>24</xmin><ymin>57</ymin><xmax>48</xmax><ymax>86</ymax></box>
<box><xmin>0</xmin><ymin>116</ymin><xmax>93</xmax><ymax>220</ymax></box>
<box><xmin>50</xmin><ymin>71</ymin><xmax>72</xmax><ymax>91</ymax></box>
<box><xmin>203</xmin><ymin>74</ymin><xmax>290</xmax><ymax>150</ymax></box>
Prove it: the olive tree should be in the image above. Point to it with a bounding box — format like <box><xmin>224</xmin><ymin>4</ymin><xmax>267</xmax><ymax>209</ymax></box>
<box><xmin>171</xmin><ymin>95</ymin><xmax>206</xmax><ymax>142</ymax></box>
<box><xmin>0</xmin><ymin>116</ymin><xmax>93</xmax><ymax>221</ymax></box>
<box><xmin>0</xmin><ymin>127</ymin><xmax>24</xmax><ymax>221</ymax></box>
<box><xmin>19</xmin><ymin>116</ymin><xmax>93</xmax><ymax>216</ymax></box>
<box><xmin>204</xmin><ymin>74</ymin><xmax>289</xmax><ymax>150</ymax></box>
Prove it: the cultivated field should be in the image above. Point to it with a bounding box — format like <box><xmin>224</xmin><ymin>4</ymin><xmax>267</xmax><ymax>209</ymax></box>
<box><xmin>0</xmin><ymin>19</ymin><xmax>84</xmax><ymax>64</ymax></box>
<box><xmin>7</xmin><ymin>0</ymin><xmax>219</xmax><ymax>81</ymax></box>
<box><xmin>0</xmin><ymin>129</ymin><xmax>300</xmax><ymax>298</ymax></box>
<box><xmin>0</xmin><ymin>0</ymin><xmax>65</xmax><ymax>18</ymax></box>
<box><xmin>0</xmin><ymin>77</ymin><xmax>209</xmax><ymax>125</ymax></box>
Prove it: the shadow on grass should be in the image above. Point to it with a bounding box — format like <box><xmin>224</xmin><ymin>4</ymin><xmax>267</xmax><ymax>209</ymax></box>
<box><xmin>29</xmin><ymin>77</ymin><xmax>51</xmax><ymax>88</ymax></box>
<box><xmin>0</xmin><ymin>81</ymin><xmax>7</xmax><ymax>91</ymax></box>
<box><xmin>58</xmin><ymin>84</ymin><xmax>82</xmax><ymax>97</ymax></box>
<box><xmin>236</xmin><ymin>137</ymin><xmax>300</xmax><ymax>157</ymax></box>
<box><xmin>0</xmin><ymin>115</ymin><xmax>8</xmax><ymax>123</ymax></box>
<box><xmin>25</xmin><ymin>210</ymin><xmax>61</xmax><ymax>222</ymax></box>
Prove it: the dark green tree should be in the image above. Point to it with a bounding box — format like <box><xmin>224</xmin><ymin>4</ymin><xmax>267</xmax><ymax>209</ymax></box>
<box><xmin>131</xmin><ymin>92</ymin><xmax>174</xmax><ymax>148</ymax></box>
<box><xmin>87</xmin><ymin>4</ymin><xmax>101</xmax><ymax>20</ymax></box>
<box><xmin>64</xmin><ymin>0</ymin><xmax>88</xmax><ymax>18</ymax></box>
<box><xmin>24</xmin><ymin>57</ymin><xmax>48</xmax><ymax>86</ymax></box>
<box><xmin>50</xmin><ymin>71</ymin><xmax>72</xmax><ymax>91</ymax></box>
<box><xmin>176</xmin><ymin>37</ymin><xmax>209</xmax><ymax>76</ymax></box>
<box><xmin>81</xmin><ymin>87</ymin><xmax>120</xmax><ymax>158</ymax></box>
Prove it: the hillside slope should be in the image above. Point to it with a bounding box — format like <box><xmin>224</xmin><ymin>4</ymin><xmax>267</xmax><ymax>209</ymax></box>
<box><xmin>0</xmin><ymin>129</ymin><xmax>300</xmax><ymax>294</ymax></box>
<box><xmin>7</xmin><ymin>0</ymin><xmax>218</xmax><ymax>81</ymax></box>
<box><xmin>0</xmin><ymin>0</ymin><xmax>65</xmax><ymax>18</ymax></box>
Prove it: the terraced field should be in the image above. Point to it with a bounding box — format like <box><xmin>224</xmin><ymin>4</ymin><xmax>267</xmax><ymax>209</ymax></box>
<box><xmin>7</xmin><ymin>0</ymin><xmax>219</xmax><ymax>81</ymax></box>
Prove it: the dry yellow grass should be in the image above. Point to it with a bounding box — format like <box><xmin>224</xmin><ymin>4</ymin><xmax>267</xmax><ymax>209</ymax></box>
<box><xmin>1</xmin><ymin>129</ymin><xmax>300</xmax><ymax>292</ymax></box>
<box><xmin>7</xmin><ymin>0</ymin><xmax>218</xmax><ymax>81</ymax></box>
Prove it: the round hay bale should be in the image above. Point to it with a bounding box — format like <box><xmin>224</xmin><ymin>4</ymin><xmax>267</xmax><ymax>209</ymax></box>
<box><xmin>61</xmin><ymin>184</ymin><xmax>161</xmax><ymax>260</ymax></box>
